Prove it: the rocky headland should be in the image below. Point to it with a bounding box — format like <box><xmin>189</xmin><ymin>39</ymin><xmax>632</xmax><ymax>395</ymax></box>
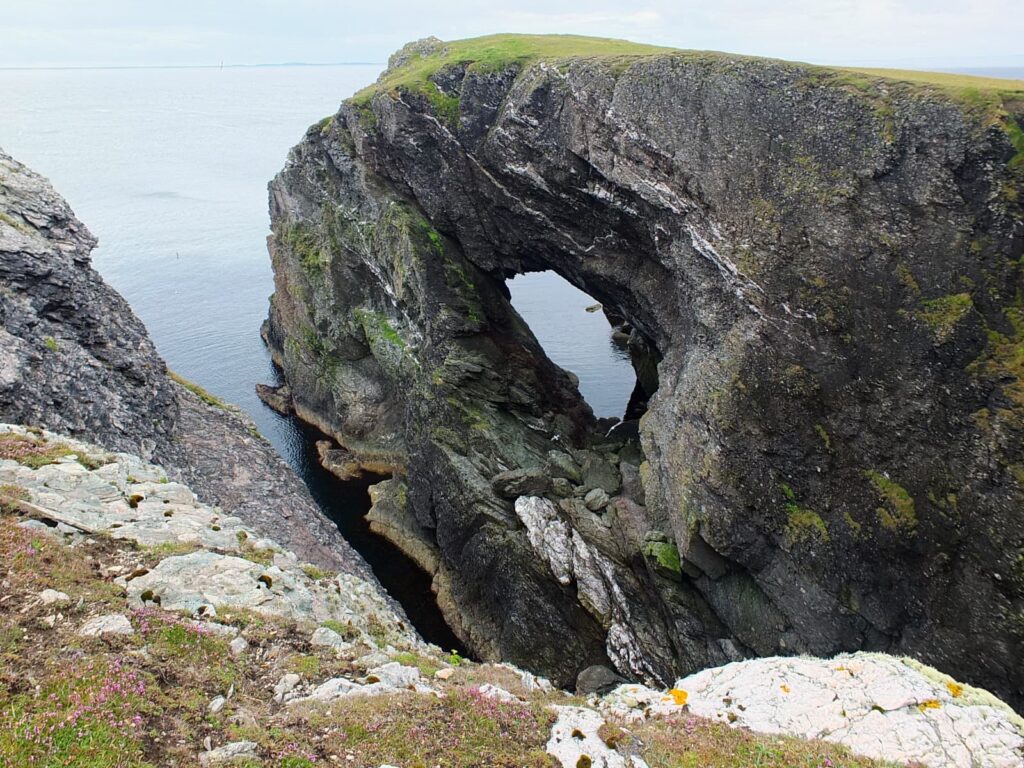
<box><xmin>2</xmin><ymin>30</ymin><xmax>1024</xmax><ymax>768</ymax></box>
<box><xmin>261</xmin><ymin>33</ymin><xmax>1024</xmax><ymax>712</ymax></box>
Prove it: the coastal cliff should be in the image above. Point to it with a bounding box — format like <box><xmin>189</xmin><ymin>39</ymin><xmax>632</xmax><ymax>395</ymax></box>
<box><xmin>263</xmin><ymin>34</ymin><xmax>1024</xmax><ymax>706</ymax></box>
<box><xmin>0</xmin><ymin>147</ymin><xmax>381</xmax><ymax>579</ymax></box>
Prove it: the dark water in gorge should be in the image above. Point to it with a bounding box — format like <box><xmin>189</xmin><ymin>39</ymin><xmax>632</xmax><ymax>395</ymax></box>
<box><xmin>0</xmin><ymin>64</ymin><xmax>636</xmax><ymax>646</ymax></box>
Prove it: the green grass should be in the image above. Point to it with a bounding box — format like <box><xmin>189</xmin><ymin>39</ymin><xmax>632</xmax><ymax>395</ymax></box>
<box><xmin>865</xmin><ymin>470</ymin><xmax>918</xmax><ymax>533</ymax></box>
<box><xmin>168</xmin><ymin>371</ymin><xmax>229</xmax><ymax>410</ymax></box>
<box><xmin>355</xmin><ymin>33</ymin><xmax>675</xmax><ymax>102</ymax></box>
<box><xmin>917</xmin><ymin>293</ymin><xmax>974</xmax><ymax>342</ymax></box>
<box><xmin>303</xmin><ymin>689</ymin><xmax>555</xmax><ymax>768</ymax></box>
<box><xmin>0</xmin><ymin>658</ymin><xmax>155</xmax><ymax>768</ymax></box>
<box><xmin>837</xmin><ymin>66</ymin><xmax>1024</xmax><ymax>95</ymax></box>
<box><xmin>353</xmin><ymin>33</ymin><xmax>1024</xmax><ymax>151</ymax></box>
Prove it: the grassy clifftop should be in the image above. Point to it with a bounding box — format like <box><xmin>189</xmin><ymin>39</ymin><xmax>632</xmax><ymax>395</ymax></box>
<box><xmin>352</xmin><ymin>33</ymin><xmax>1024</xmax><ymax>155</ymax></box>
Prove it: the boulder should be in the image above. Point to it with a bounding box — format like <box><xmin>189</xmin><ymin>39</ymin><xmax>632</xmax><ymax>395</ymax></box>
<box><xmin>490</xmin><ymin>467</ymin><xmax>551</xmax><ymax>499</ymax></box>
<box><xmin>576</xmin><ymin>664</ymin><xmax>628</xmax><ymax>696</ymax></box>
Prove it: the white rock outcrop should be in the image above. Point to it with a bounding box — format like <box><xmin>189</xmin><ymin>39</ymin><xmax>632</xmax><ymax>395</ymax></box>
<box><xmin>597</xmin><ymin>653</ymin><xmax>1024</xmax><ymax>768</ymax></box>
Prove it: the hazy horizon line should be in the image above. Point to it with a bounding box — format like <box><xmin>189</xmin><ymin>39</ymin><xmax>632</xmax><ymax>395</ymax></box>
<box><xmin>1</xmin><ymin>59</ymin><xmax>1021</xmax><ymax>76</ymax></box>
<box><xmin>0</xmin><ymin>61</ymin><xmax>385</xmax><ymax>72</ymax></box>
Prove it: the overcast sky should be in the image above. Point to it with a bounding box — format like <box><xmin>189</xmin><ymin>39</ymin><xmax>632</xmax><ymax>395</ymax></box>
<box><xmin>2</xmin><ymin>0</ymin><xmax>1021</xmax><ymax>69</ymax></box>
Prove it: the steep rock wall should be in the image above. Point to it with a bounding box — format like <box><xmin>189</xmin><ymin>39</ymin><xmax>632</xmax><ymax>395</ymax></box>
<box><xmin>264</xmin><ymin>36</ymin><xmax>1024</xmax><ymax>705</ymax></box>
<box><xmin>0</xmin><ymin>148</ymin><xmax>384</xmax><ymax>585</ymax></box>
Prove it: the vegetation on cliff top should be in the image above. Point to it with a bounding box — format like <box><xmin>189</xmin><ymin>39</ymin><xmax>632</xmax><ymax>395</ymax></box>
<box><xmin>351</xmin><ymin>33</ymin><xmax>1024</xmax><ymax>149</ymax></box>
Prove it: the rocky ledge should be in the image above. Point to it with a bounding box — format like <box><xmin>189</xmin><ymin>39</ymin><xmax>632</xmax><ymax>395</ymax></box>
<box><xmin>263</xmin><ymin>34</ymin><xmax>1024</xmax><ymax>706</ymax></box>
<box><xmin>1</xmin><ymin>422</ymin><xmax>1021</xmax><ymax>766</ymax></box>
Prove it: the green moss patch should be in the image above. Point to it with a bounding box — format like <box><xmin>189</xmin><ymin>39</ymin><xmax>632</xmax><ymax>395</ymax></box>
<box><xmin>168</xmin><ymin>371</ymin><xmax>230</xmax><ymax>410</ymax></box>
<box><xmin>917</xmin><ymin>293</ymin><xmax>974</xmax><ymax>342</ymax></box>
<box><xmin>865</xmin><ymin>470</ymin><xmax>917</xmax><ymax>533</ymax></box>
<box><xmin>643</xmin><ymin>541</ymin><xmax>682</xmax><ymax>575</ymax></box>
<box><xmin>780</xmin><ymin>484</ymin><xmax>829</xmax><ymax>544</ymax></box>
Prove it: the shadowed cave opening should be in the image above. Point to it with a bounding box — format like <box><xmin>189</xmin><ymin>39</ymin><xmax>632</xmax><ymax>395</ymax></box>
<box><xmin>507</xmin><ymin>270</ymin><xmax>644</xmax><ymax>421</ymax></box>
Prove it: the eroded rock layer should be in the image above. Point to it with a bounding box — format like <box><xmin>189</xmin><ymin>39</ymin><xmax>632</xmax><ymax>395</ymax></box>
<box><xmin>263</xmin><ymin>35</ymin><xmax>1024</xmax><ymax>705</ymax></box>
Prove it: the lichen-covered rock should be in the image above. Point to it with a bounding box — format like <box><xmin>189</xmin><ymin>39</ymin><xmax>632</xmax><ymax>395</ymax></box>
<box><xmin>547</xmin><ymin>706</ymin><xmax>648</xmax><ymax>768</ymax></box>
<box><xmin>78</xmin><ymin>613</ymin><xmax>134</xmax><ymax>637</ymax></box>
<box><xmin>1</xmin><ymin>423</ymin><xmax>420</xmax><ymax>653</ymax></box>
<box><xmin>264</xmin><ymin>34</ymin><xmax>1024</xmax><ymax>705</ymax></box>
<box><xmin>640</xmin><ymin>653</ymin><xmax>1024</xmax><ymax>768</ymax></box>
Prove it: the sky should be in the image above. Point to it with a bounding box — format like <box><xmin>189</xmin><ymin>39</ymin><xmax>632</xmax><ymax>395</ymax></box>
<box><xmin>1</xmin><ymin>0</ymin><xmax>1021</xmax><ymax>70</ymax></box>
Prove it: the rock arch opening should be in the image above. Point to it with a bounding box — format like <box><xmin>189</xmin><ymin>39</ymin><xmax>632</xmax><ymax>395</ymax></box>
<box><xmin>503</xmin><ymin>266</ymin><xmax>662</xmax><ymax>436</ymax></box>
<box><xmin>506</xmin><ymin>270</ymin><xmax>636</xmax><ymax>420</ymax></box>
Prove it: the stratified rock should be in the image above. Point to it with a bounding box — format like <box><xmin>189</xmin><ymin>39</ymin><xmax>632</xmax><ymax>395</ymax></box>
<box><xmin>580</xmin><ymin>454</ymin><xmax>621</xmax><ymax>495</ymax></box>
<box><xmin>514</xmin><ymin>497</ymin><xmax>573</xmax><ymax>586</ymax></box>
<box><xmin>263</xmin><ymin>34</ymin><xmax>1024</xmax><ymax>705</ymax></box>
<box><xmin>255</xmin><ymin>382</ymin><xmax>294</xmax><ymax>415</ymax></box>
<box><xmin>0</xmin><ymin>149</ymin><xmax>381</xmax><ymax>580</ymax></box>
<box><xmin>491</xmin><ymin>467</ymin><xmax>551</xmax><ymax>499</ymax></box>
<box><xmin>0</xmin><ymin>423</ymin><xmax>421</xmax><ymax>655</ymax></box>
<box><xmin>546</xmin><ymin>451</ymin><xmax>583</xmax><ymax>483</ymax></box>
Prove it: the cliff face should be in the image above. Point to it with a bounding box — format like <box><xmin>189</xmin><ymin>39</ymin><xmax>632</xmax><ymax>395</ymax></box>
<box><xmin>0</xmin><ymin>148</ymin><xmax>382</xmax><ymax>583</ymax></box>
<box><xmin>264</xmin><ymin>35</ymin><xmax>1024</xmax><ymax>704</ymax></box>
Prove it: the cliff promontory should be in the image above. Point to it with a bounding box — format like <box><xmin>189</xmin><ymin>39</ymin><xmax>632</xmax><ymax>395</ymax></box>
<box><xmin>263</xmin><ymin>35</ymin><xmax>1024</xmax><ymax>707</ymax></box>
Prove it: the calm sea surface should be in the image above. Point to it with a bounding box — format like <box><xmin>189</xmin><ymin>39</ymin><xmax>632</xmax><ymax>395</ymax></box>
<box><xmin>0</xmin><ymin>64</ymin><xmax>638</xmax><ymax>643</ymax></box>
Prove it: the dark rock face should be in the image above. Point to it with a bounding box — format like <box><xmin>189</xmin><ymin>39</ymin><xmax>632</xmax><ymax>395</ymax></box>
<box><xmin>0</xmin><ymin>149</ymin><xmax>379</xmax><ymax>582</ymax></box>
<box><xmin>264</xmin><ymin>40</ymin><xmax>1024</xmax><ymax>705</ymax></box>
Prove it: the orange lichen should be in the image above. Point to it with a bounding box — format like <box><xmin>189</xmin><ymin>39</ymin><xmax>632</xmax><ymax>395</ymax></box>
<box><xmin>918</xmin><ymin>699</ymin><xmax>942</xmax><ymax>711</ymax></box>
<box><xmin>780</xmin><ymin>684</ymin><xmax>791</xmax><ymax>694</ymax></box>
<box><xmin>946</xmin><ymin>681</ymin><xmax>964</xmax><ymax>698</ymax></box>
<box><xmin>668</xmin><ymin>688</ymin><xmax>689</xmax><ymax>706</ymax></box>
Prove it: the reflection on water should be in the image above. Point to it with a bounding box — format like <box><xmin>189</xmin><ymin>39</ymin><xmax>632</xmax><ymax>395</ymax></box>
<box><xmin>508</xmin><ymin>271</ymin><xmax>637</xmax><ymax>419</ymax></box>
